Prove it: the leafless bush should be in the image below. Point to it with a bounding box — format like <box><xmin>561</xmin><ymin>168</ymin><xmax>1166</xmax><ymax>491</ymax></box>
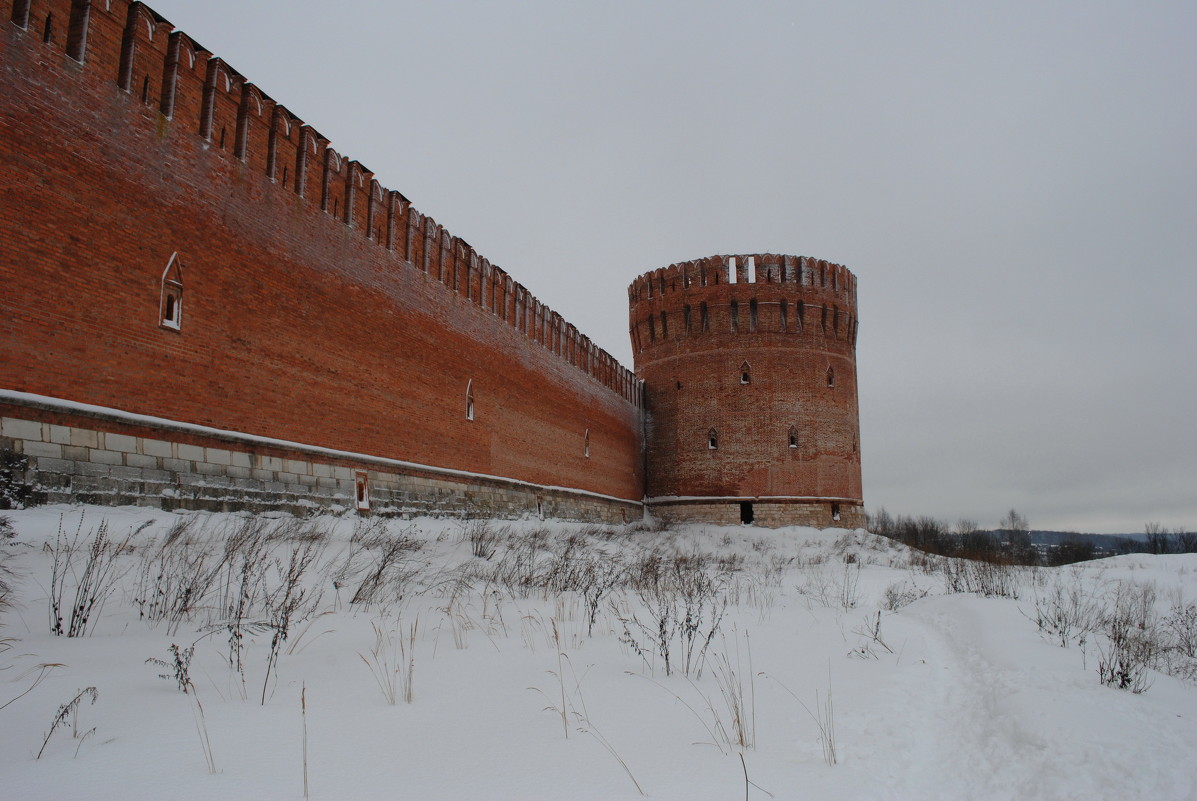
<box><xmin>1030</xmin><ymin>577</ymin><xmax>1100</xmax><ymax>648</ymax></box>
<box><xmin>146</xmin><ymin>643</ymin><xmax>195</xmax><ymax>693</ymax></box>
<box><xmin>618</xmin><ymin>552</ymin><xmax>727</xmax><ymax>677</ymax></box>
<box><xmin>462</xmin><ymin>519</ymin><xmax>499</xmax><ymax>560</ymax></box>
<box><xmin>350</xmin><ymin>527</ymin><xmax>422</xmax><ymax>606</ymax></box>
<box><xmin>942</xmin><ymin>557</ymin><xmax>1020</xmax><ymax>598</ymax></box>
<box><xmin>1163</xmin><ymin>602</ymin><xmax>1197</xmax><ymax>681</ymax></box>
<box><xmin>49</xmin><ymin>516</ymin><xmax>131</xmax><ymax>637</ymax></box>
<box><xmin>881</xmin><ymin>580</ymin><xmax>927</xmax><ymax>611</ymax></box>
<box><xmin>36</xmin><ymin>686</ymin><xmax>98</xmax><ymax>759</ymax></box>
<box><xmin>134</xmin><ymin>518</ymin><xmax>221</xmax><ymax>634</ymax></box>
<box><xmin>1097</xmin><ymin>581</ymin><xmax>1163</xmax><ymax>693</ymax></box>
<box><xmin>261</xmin><ymin>540</ymin><xmax>325</xmax><ymax>704</ymax></box>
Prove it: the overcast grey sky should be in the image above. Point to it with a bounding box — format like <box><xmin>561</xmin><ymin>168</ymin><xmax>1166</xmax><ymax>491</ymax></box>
<box><xmin>146</xmin><ymin>0</ymin><xmax>1196</xmax><ymax>533</ymax></box>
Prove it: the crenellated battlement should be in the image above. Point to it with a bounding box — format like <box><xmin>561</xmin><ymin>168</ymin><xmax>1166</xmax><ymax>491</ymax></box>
<box><xmin>627</xmin><ymin>254</ymin><xmax>859</xmax><ymax>355</ymax></box>
<box><xmin>628</xmin><ymin>253</ymin><xmax>857</xmax><ymax>305</ymax></box>
<box><xmin>5</xmin><ymin>0</ymin><xmax>639</xmax><ymax>406</ymax></box>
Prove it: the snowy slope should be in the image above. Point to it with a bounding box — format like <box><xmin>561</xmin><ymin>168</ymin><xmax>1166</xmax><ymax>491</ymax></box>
<box><xmin>1</xmin><ymin>506</ymin><xmax>1194</xmax><ymax>800</ymax></box>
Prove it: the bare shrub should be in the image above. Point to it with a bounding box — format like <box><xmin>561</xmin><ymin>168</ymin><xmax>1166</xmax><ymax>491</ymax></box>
<box><xmin>1097</xmin><ymin>581</ymin><xmax>1163</xmax><ymax>693</ymax></box>
<box><xmin>1163</xmin><ymin>602</ymin><xmax>1197</xmax><ymax>681</ymax></box>
<box><xmin>1030</xmin><ymin>577</ymin><xmax>1100</xmax><ymax>648</ymax></box>
<box><xmin>36</xmin><ymin>687</ymin><xmax>98</xmax><ymax>759</ymax></box>
<box><xmin>350</xmin><ymin>527</ymin><xmax>422</xmax><ymax>606</ymax></box>
<box><xmin>618</xmin><ymin>552</ymin><xmax>727</xmax><ymax>677</ymax></box>
<box><xmin>146</xmin><ymin>643</ymin><xmax>195</xmax><ymax>693</ymax></box>
<box><xmin>49</xmin><ymin>516</ymin><xmax>131</xmax><ymax>637</ymax></box>
<box><xmin>942</xmin><ymin>557</ymin><xmax>1020</xmax><ymax>599</ymax></box>
<box><xmin>881</xmin><ymin>580</ymin><xmax>927</xmax><ymax>611</ymax></box>
<box><xmin>462</xmin><ymin>519</ymin><xmax>499</xmax><ymax>560</ymax></box>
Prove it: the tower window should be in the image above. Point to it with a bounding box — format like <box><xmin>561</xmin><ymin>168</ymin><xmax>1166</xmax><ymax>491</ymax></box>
<box><xmin>826</xmin><ymin>367</ymin><xmax>835</xmax><ymax>388</ymax></box>
<box><xmin>159</xmin><ymin>253</ymin><xmax>184</xmax><ymax>331</ymax></box>
<box><xmin>831</xmin><ymin>502</ymin><xmax>841</xmax><ymax>521</ymax></box>
<box><xmin>740</xmin><ymin>360</ymin><xmax>751</xmax><ymax>385</ymax></box>
<box><xmin>730</xmin><ymin>301</ymin><xmax>738</xmax><ymax>332</ymax></box>
<box><xmin>707</xmin><ymin>428</ymin><xmax>718</xmax><ymax>450</ymax></box>
<box><xmin>740</xmin><ymin>502</ymin><xmax>754</xmax><ymax>525</ymax></box>
<box><xmin>355</xmin><ymin>471</ymin><xmax>370</xmax><ymax>512</ymax></box>
<box><xmin>788</xmin><ymin>425</ymin><xmax>798</xmax><ymax>448</ymax></box>
<box><xmin>466</xmin><ymin>380</ymin><xmax>476</xmax><ymax>420</ymax></box>
<box><xmin>749</xmin><ymin>299</ymin><xmax>757</xmax><ymax>331</ymax></box>
<box><xmin>584</xmin><ymin>428</ymin><xmax>590</xmax><ymax>459</ymax></box>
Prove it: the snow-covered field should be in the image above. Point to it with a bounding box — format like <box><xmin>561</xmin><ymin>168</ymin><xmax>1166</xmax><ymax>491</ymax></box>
<box><xmin>2</xmin><ymin>505</ymin><xmax>1195</xmax><ymax>801</ymax></box>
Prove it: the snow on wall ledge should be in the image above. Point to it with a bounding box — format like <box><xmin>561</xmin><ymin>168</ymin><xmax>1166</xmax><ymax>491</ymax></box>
<box><xmin>0</xmin><ymin>395</ymin><xmax>641</xmax><ymax>524</ymax></box>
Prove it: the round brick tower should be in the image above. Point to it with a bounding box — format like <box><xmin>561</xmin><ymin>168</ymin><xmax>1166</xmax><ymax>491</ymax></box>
<box><xmin>629</xmin><ymin>254</ymin><xmax>863</xmax><ymax>528</ymax></box>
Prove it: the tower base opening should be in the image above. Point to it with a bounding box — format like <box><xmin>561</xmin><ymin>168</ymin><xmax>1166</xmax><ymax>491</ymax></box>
<box><xmin>740</xmin><ymin>502</ymin><xmax>755</xmax><ymax>525</ymax></box>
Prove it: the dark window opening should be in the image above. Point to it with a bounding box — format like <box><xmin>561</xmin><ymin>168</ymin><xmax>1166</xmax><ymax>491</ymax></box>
<box><xmin>466</xmin><ymin>380</ymin><xmax>476</xmax><ymax>420</ymax></box>
<box><xmin>740</xmin><ymin>502</ymin><xmax>754</xmax><ymax>525</ymax></box>
<box><xmin>355</xmin><ymin>472</ymin><xmax>370</xmax><ymax>511</ymax></box>
<box><xmin>11</xmin><ymin>1</ymin><xmax>31</xmax><ymax>29</ymax></box>
<box><xmin>219</xmin><ymin>126</ymin><xmax>226</xmax><ymax>150</ymax></box>
<box><xmin>42</xmin><ymin>12</ymin><xmax>53</xmax><ymax>43</ymax></box>
<box><xmin>789</xmin><ymin>426</ymin><xmax>798</xmax><ymax>448</ymax></box>
<box><xmin>707</xmin><ymin>428</ymin><xmax>718</xmax><ymax>450</ymax></box>
<box><xmin>740</xmin><ymin>360</ymin><xmax>751</xmax><ymax>385</ymax></box>
<box><xmin>827</xmin><ymin>367</ymin><xmax>835</xmax><ymax>388</ymax></box>
<box><xmin>140</xmin><ymin>75</ymin><xmax>150</xmax><ymax>104</ymax></box>
<box><xmin>831</xmin><ymin>502</ymin><xmax>841</xmax><ymax>522</ymax></box>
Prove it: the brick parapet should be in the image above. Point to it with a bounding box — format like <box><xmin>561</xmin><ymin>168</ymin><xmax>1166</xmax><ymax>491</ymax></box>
<box><xmin>0</xmin><ymin>0</ymin><xmax>639</xmax><ymax>406</ymax></box>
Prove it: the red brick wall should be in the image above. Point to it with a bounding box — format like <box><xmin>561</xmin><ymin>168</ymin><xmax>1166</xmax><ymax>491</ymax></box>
<box><xmin>629</xmin><ymin>254</ymin><xmax>862</xmax><ymax>504</ymax></box>
<box><xmin>0</xmin><ymin>0</ymin><xmax>643</xmax><ymax>502</ymax></box>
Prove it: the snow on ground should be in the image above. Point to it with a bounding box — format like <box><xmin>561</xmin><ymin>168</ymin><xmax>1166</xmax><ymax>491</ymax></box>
<box><xmin>1</xmin><ymin>505</ymin><xmax>1195</xmax><ymax>800</ymax></box>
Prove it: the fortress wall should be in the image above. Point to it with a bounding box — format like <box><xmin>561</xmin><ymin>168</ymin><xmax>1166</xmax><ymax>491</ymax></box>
<box><xmin>0</xmin><ymin>0</ymin><xmax>644</xmax><ymax>516</ymax></box>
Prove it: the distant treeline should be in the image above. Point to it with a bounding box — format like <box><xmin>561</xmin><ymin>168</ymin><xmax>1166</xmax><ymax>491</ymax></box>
<box><xmin>866</xmin><ymin>508</ymin><xmax>1196</xmax><ymax>567</ymax></box>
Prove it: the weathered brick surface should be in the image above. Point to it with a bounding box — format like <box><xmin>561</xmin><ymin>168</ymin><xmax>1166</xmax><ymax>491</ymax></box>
<box><xmin>0</xmin><ymin>3</ymin><xmax>863</xmax><ymax>530</ymax></box>
<box><xmin>629</xmin><ymin>255</ymin><xmax>864</xmax><ymax>527</ymax></box>
<box><xmin>0</xmin><ymin>0</ymin><xmax>643</xmax><ymax>515</ymax></box>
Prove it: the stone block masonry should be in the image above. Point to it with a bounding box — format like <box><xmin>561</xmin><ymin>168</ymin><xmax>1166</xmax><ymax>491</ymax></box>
<box><xmin>0</xmin><ymin>403</ymin><xmax>639</xmax><ymax>524</ymax></box>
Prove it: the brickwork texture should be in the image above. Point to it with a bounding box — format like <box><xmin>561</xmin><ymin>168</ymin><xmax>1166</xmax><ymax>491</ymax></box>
<box><xmin>0</xmin><ymin>1</ymin><xmax>862</xmax><ymax>528</ymax></box>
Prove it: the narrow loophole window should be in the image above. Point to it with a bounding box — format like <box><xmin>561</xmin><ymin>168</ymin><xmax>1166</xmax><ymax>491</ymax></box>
<box><xmin>466</xmin><ymin>380</ymin><xmax>475</xmax><ymax>421</ymax></box>
<box><xmin>708</xmin><ymin>428</ymin><xmax>718</xmax><ymax>450</ymax></box>
<box><xmin>683</xmin><ymin>304</ymin><xmax>692</xmax><ymax>332</ymax></box>
<box><xmin>826</xmin><ymin>367</ymin><xmax>835</xmax><ymax>388</ymax></box>
<box><xmin>740</xmin><ymin>360</ymin><xmax>751</xmax><ymax>385</ymax></box>
<box><xmin>831</xmin><ymin>502</ymin><xmax>841</xmax><ymax>522</ymax></box>
<box><xmin>584</xmin><ymin>429</ymin><xmax>590</xmax><ymax>459</ymax></box>
<box><xmin>42</xmin><ymin>12</ymin><xmax>53</xmax><ymax>42</ymax></box>
<box><xmin>355</xmin><ymin>471</ymin><xmax>370</xmax><ymax>511</ymax></box>
<box><xmin>160</xmin><ymin>253</ymin><xmax>184</xmax><ymax>331</ymax></box>
<box><xmin>788</xmin><ymin>425</ymin><xmax>798</xmax><ymax>448</ymax></box>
